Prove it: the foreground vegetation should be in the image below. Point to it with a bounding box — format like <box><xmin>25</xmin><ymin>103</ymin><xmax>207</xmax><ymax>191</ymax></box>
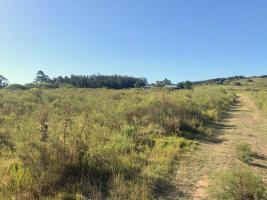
<box><xmin>209</xmin><ymin>167</ymin><xmax>267</xmax><ymax>200</ymax></box>
<box><xmin>0</xmin><ymin>86</ymin><xmax>235</xmax><ymax>199</ymax></box>
<box><xmin>206</xmin><ymin>90</ymin><xmax>267</xmax><ymax>200</ymax></box>
<box><xmin>235</xmin><ymin>142</ymin><xmax>254</xmax><ymax>163</ymax></box>
<box><xmin>249</xmin><ymin>90</ymin><xmax>267</xmax><ymax>115</ymax></box>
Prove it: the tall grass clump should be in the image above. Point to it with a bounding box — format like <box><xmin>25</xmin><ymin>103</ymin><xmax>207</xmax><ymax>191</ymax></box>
<box><xmin>235</xmin><ymin>142</ymin><xmax>253</xmax><ymax>163</ymax></box>
<box><xmin>209</xmin><ymin>167</ymin><xmax>267</xmax><ymax>200</ymax></box>
<box><xmin>249</xmin><ymin>91</ymin><xmax>267</xmax><ymax>115</ymax></box>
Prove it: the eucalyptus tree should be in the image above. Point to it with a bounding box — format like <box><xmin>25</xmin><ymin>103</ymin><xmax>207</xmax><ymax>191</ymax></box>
<box><xmin>0</xmin><ymin>74</ymin><xmax>8</xmax><ymax>88</ymax></box>
<box><xmin>34</xmin><ymin>70</ymin><xmax>51</xmax><ymax>83</ymax></box>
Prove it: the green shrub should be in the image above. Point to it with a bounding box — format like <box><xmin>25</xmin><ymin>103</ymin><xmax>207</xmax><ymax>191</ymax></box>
<box><xmin>209</xmin><ymin>167</ymin><xmax>267</xmax><ymax>200</ymax></box>
<box><xmin>233</xmin><ymin>82</ymin><xmax>242</xmax><ymax>86</ymax></box>
<box><xmin>235</xmin><ymin>142</ymin><xmax>253</xmax><ymax>162</ymax></box>
<box><xmin>6</xmin><ymin>84</ymin><xmax>29</xmax><ymax>90</ymax></box>
<box><xmin>0</xmin><ymin>131</ymin><xmax>15</xmax><ymax>153</ymax></box>
<box><xmin>36</xmin><ymin>82</ymin><xmax>58</xmax><ymax>89</ymax></box>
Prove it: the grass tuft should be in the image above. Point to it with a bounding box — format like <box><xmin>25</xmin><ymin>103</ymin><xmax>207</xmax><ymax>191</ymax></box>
<box><xmin>235</xmin><ymin>142</ymin><xmax>253</xmax><ymax>163</ymax></box>
<box><xmin>209</xmin><ymin>167</ymin><xmax>267</xmax><ymax>200</ymax></box>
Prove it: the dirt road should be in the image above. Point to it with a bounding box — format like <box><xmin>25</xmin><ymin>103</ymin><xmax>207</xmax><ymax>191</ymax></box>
<box><xmin>159</xmin><ymin>93</ymin><xmax>267</xmax><ymax>200</ymax></box>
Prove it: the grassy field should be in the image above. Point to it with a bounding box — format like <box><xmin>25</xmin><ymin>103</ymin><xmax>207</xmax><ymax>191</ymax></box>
<box><xmin>249</xmin><ymin>90</ymin><xmax>267</xmax><ymax>115</ymax></box>
<box><xmin>226</xmin><ymin>76</ymin><xmax>267</xmax><ymax>90</ymax></box>
<box><xmin>0</xmin><ymin>86</ymin><xmax>236</xmax><ymax>199</ymax></box>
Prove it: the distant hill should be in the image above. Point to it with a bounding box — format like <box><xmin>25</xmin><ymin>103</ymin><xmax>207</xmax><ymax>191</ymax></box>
<box><xmin>192</xmin><ymin>75</ymin><xmax>267</xmax><ymax>87</ymax></box>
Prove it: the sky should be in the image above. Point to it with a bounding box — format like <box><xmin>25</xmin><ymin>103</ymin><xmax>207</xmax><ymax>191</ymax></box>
<box><xmin>0</xmin><ymin>0</ymin><xmax>267</xmax><ymax>84</ymax></box>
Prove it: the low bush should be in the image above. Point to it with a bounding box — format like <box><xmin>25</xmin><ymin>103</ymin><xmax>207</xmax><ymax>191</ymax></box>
<box><xmin>0</xmin><ymin>131</ymin><xmax>15</xmax><ymax>153</ymax></box>
<box><xmin>209</xmin><ymin>167</ymin><xmax>267</xmax><ymax>200</ymax></box>
<box><xmin>235</xmin><ymin>142</ymin><xmax>253</xmax><ymax>162</ymax></box>
<box><xmin>6</xmin><ymin>84</ymin><xmax>29</xmax><ymax>90</ymax></box>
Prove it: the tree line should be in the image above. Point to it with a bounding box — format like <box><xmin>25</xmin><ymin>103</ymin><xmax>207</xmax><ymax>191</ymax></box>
<box><xmin>1</xmin><ymin>71</ymin><xmax>149</xmax><ymax>89</ymax></box>
<box><xmin>5</xmin><ymin>70</ymin><xmax>237</xmax><ymax>90</ymax></box>
<box><xmin>35</xmin><ymin>71</ymin><xmax>148</xmax><ymax>89</ymax></box>
<box><xmin>0</xmin><ymin>71</ymin><xmax>196</xmax><ymax>90</ymax></box>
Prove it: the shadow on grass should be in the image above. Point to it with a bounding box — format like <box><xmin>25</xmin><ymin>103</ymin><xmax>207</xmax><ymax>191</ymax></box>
<box><xmin>247</xmin><ymin>162</ymin><xmax>267</xmax><ymax>169</ymax></box>
<box><xmin>180</xmin><ymin>104</ymin><xmax>239</xmax><ymax>145</ymax></box>
<box><xmin>253</xmin><ymin>152</ymin><xmax>266</xmax><ymax>161</ymax></box>
<box><xmin>180</xmin><ymin>130</ymin><xmax>226</xmax><ymax>144</ymax></box>
<box><xmin>200</xmin><ymin>98</ymin><xmax>240</xmax><ymax>144</ymax></box>
<box><xmin>246</xmin><ymin>152</ymin><xmax>267</xmax><ymax>169</ymax></box>
<box><xmin>155</xmin><ymin>97</ymin><xmax>242</xmax><ymax>198</ymax></box>
<box><xmin>152</xmin><ymin>178</ymin><xmax>188</xmax><ymax>199</ymax></box>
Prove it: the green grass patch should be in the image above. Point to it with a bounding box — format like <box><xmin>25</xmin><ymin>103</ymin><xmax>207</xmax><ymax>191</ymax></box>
<box><xmin>209</xmin><ymin>167</ymin><xmax>267</xmax><ymax>200</ymax></box>
<box><xmin>235</xmin><ymin>142</ymin><xmax>253</xmax><ymax>163</ymax></box>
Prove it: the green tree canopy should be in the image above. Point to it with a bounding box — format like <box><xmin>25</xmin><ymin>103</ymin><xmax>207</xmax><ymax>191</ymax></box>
<box><xmin>177</xmin><ymin>81</ymin><xmax>192</xmax><ymax>89</ymax></box>
<box><xmin>34</xmin><ymin>70</ymin><xmax>51</xmax><ymax>83</ymax></box>
<box><xmin>51</xmin><ymin>74</ymin><xmax>147</xmax><ymax>89</ymax></box>
<box><xmin>155</xmin><ymin>78</ymin><xmax>172</xmax><ymax>87</ymax></box>
<box><xmin>0</xmin><ymin>75</ymin><xmax>8</xmax><ymax>88</ymax></box>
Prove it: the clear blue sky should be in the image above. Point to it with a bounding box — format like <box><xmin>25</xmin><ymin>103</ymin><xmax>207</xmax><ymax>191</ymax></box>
<box><xmin>1</xmin><ymin>0</ymin><xmax>267</xmax><ymax>84</ymax></box>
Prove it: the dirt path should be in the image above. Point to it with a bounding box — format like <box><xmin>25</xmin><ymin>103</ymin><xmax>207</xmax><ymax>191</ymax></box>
<box><xmin>158</xmin><ymin>93</ymin><xmax>267</xmax><ymax>200</ymax></box>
